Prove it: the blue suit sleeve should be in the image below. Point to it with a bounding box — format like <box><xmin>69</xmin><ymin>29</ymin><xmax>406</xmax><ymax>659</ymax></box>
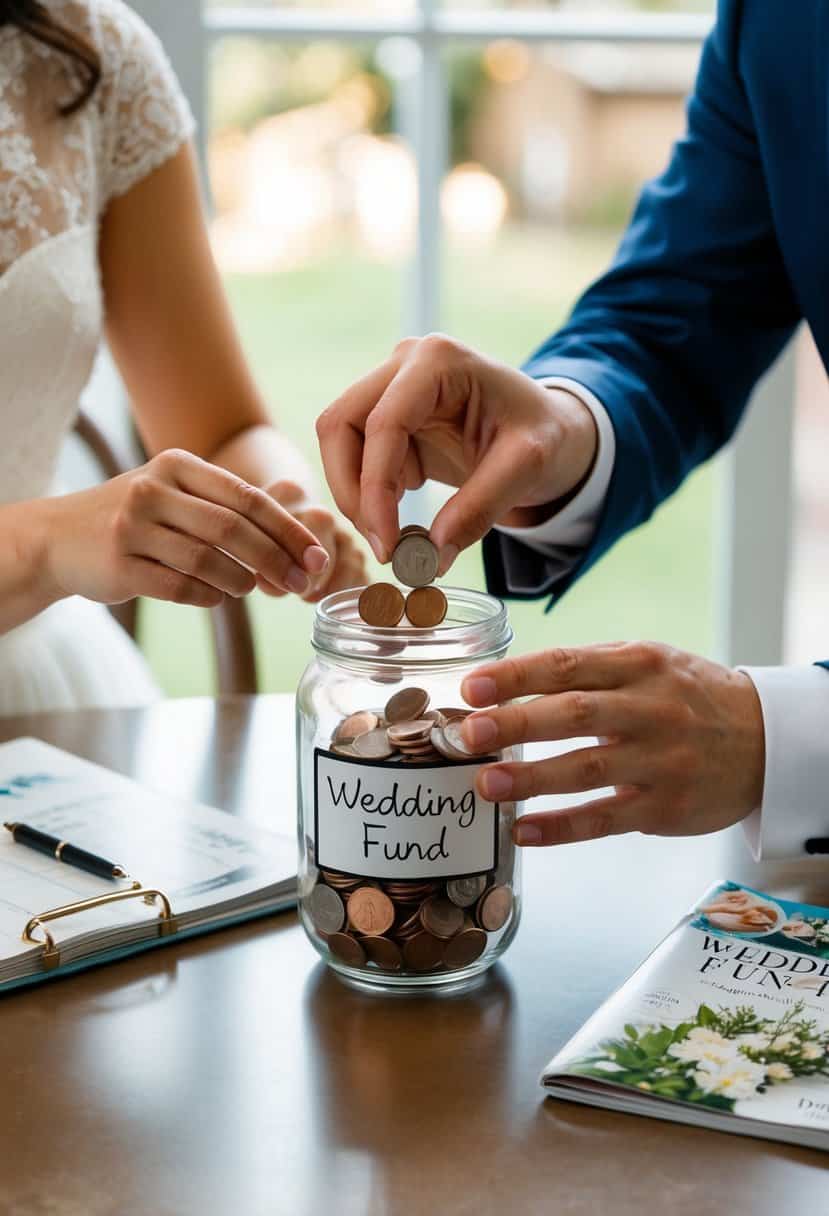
<box><xmin>483</xmin><ymin>0</ymin><xmax>801</xmax><ymax>606</ymax></box>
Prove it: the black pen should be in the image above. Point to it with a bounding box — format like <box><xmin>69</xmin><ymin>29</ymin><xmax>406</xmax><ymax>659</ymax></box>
<box><xmin>3</xmin><ymin>821</ymin><xmax>127</xmax><ymax>880</ymax></box>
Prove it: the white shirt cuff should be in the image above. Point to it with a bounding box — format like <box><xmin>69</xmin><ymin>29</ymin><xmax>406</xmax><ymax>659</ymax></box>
<box><xmin>738</xmin><ymin>665</ymin><xmax>829</xmax><ymax>860</ymax></box>
<box><xmin>495</xmin><ymin>377</ymin><xmax>615</xmax><ymax>563</ymax></box>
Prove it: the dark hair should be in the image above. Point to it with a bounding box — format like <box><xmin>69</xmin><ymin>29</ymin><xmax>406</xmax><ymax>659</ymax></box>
<box><xmin>0</xmin><ymin>0</ymin><xmax>101</xmax><ymax>115</ymax></box>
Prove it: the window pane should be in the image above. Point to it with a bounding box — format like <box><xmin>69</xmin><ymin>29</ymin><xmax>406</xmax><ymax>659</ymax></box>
<box><xmin>142</xmin><ymin>36</ymin><xmax>411</xmax><ymax>695</ymax></box>
<box><xmin>439</xmin><ymin>38</ymin><xmax>715</xmax><ymax>659</ymax></box>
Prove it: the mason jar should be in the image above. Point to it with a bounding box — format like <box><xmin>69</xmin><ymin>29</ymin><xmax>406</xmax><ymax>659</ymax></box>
<box><xmin>296</xmin><ymin>586</ymin><xmax>521</xmax><ymax>994</ymax></box>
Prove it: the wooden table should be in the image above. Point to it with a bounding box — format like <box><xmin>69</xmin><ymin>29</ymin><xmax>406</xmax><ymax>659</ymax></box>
<box><xmin>0</xmin><ymin>696</ymin><xmax>825</xmax><ymax>1215</ymax></box>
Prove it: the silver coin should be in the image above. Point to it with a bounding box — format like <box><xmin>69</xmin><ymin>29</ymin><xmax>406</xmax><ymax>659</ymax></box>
<box><xmin>430</xmin><ymin>725</ymin><xmax>468</xmax><ymax>762</ymax></box>
<box><xmin>307</xmin><ymin>883</ymin><xmax>345</xmax><ymax>935</ymax></box>
<box><xmin>446</xmin><ymin>875</ymin><xmax>488</xmax><ymax>909</ymax></box>
<box><xmin>391</xmin><ymin>533</ymin><xmax>440</xmax><ymax>588</ymax></box>
<box><xmin>352</xmin><ymin>727</ymin><xmax>396</xmax><ymax>759</ymax></box>
<box><xmin>443</xmin><ymin>719</ymin><xmax>476</xmax><ymax>757</ymax></box>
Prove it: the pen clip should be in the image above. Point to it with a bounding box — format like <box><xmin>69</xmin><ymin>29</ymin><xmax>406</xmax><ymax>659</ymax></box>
<box><xmin>22</xmin><ymin>882</ymin><xmax>175</xmax><ymax>970</ymax></box>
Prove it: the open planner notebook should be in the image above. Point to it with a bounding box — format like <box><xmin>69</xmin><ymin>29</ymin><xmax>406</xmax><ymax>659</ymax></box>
<box><xmin>0</xmin><ymin>738</ymin><xmax>296</xmax><ymax>993</ymax></box>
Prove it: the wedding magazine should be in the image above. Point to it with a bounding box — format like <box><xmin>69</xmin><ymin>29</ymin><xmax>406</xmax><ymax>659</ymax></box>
<box><xmin>541</xmin><ymin>880</ymin><xmax>829</xmax><ymax>1150</ymax></box>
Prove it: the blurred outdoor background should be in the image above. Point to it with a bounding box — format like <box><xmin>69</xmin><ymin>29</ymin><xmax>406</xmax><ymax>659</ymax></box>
<box><xmin>132</xmin><ymin>0</ymin><xmax>827</xmax><ymax>698</ymax></box>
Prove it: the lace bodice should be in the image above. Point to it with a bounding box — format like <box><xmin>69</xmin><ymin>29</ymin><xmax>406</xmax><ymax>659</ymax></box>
<box><xmin>0</xmin><ymin>0</ymin><xmax>193</xmax><ymax>504</ymax></box>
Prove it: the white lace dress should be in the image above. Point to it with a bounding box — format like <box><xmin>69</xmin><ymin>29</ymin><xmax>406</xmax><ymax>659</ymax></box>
<box><xmin>0</xmin><ymin>0</ymin><xmax>194</xmax><ymax>715</ymax></box>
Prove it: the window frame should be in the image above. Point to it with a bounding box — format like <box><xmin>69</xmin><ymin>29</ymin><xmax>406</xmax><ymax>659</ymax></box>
<box><xmin>130</xmin><ymin>1</ymin><xmax>796</xmax><ymax>669</ymax></box>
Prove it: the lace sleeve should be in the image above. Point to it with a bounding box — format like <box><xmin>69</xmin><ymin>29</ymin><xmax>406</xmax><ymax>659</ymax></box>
<box><xmin>94</xmin><ymin>0</ymin><xmax>196</xmax><ymax>209</ymax></box>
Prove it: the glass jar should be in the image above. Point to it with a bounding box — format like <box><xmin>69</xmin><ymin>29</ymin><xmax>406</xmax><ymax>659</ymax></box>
<box><xmin>296</xmin><ymin>586</ymin><xmax>521</xmax><ymax>993</ymax></box>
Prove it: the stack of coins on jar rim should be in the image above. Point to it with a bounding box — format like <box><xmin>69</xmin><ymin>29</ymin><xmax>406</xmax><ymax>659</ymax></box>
<box><xmin>358</xmin><ymin>526</ymin><xmax>448</xmax><ymax>629</ymax></box>
<box><xmin>307</xmin><ymin>868</ymin><xmax>514</xmax><ymax>974</ymax></box>
<box><xmin>306</xmin><ymin>683</ymin><xmax>515</xmax><ymax>973</ymax></box>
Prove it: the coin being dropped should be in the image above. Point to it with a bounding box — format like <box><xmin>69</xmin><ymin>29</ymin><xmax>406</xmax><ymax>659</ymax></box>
<box><xmin>333</xmin><ymin>710</ymin><xmax>379</xmax><ymax>744</ymax></box>
<box><xmin>446</xmin><ymin>875</ymin><xmax>488</xmax><ymax>909</ymax></box>
<box><xmin>443</xmin><ymin>927</ymin><xmax>487</xmax><ymax>970</ymax></box>
<box><xmin>385</xmin><ymin>686</ymin><xmax>429</xmax><ymax>724</ymax></box>
<box><xmin>352</xmin><ymin>727</ymin><xmax>396</xmax><ymax>760</ymax></box>
<box><xmin>477</xmin><ymin>884</ymin><xmax>514</xmax><ymax>932</ymax></box>
<box><xmin>358</xmin><ymin>582</ymin><xmax>405</xmax><ymax>627</ymax></box>
<box><xmin>405</xmin><ymin>585</ymin><xmax>447</xmax><ymax>628</ymax></box>
<box><xmin>392</xmin><ymin>533</ymin><xmax>440</xmax><ymax>589</ymax></box>
<box><xmin>348</xmin><ymin>886</ymin><xmax>396</xmax><ymax>936</ymax></box>
<box><xmin>403</xmin><ymin>931</ymin><xmax>445</xmax><ymax>972</ymax></box>
<box><xmin>307</xmin><ymin>883</ymin><xmax>346</xmax><ymax>934</ymax></box>
<box><xmin>327</xmin><ymin>931</ymin><xmax>367</xmax><ymax>967</ymax></box>
<box><xmin>399</xmin><ymin>524</ymin><xmax>429</xmax><ymax>538</ymax></box>
<box><xmin>363</xmin><ymin>936</ymin><xmax>403</xmax><ymax>971</ymax></box>
<box><xmin>420</xmin><ymin>896</ymin><xmax>465</xmax><ymax>940</ymax></box>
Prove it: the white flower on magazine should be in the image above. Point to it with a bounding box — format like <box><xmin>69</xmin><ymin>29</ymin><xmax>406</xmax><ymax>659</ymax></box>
<box><xmin>766</xmin><ymin>1062</ymin><xmax>794</xmax><ymax>1081</ymax></box>
<box><xmin>693</xmin><ymin>1057</ymin><xmax>767</xmax><ymax>1101</ymax></box>
<box><xmin>770</xmin><ymin>1033</ymin><xmax>798</xmax><ymax>1052</ymax></box>
<box><xmin>668</xmin><ymin>1027</ymin><xmax>734</xmax><ymax>1065</ymax></box>
<box><xmin>781</xmin><ymin>919</ymin><xmax>816</xmax><ymax>940</ymax></box>
<box><xmin>736</xmin><ymin>1032</ymin><xmax>771</xmax><ymax>1052</ymax></box>
<box><xmin>801</xmin><ymin>1043</ymin><xmax>824</xmax><ymax>1061</ymax></box>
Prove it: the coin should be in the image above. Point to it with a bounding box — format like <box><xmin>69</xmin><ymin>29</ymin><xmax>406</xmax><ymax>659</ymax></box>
<box><xmin>443</xmin><ymin>719</ymin><xmax>476</xmax><ymax>757</ymax></box>
<box><xmin>358</xmin><ymin>582</ymin><xmax>406</xmax><ymax>627</ymax></box>
<box><xmin>352</xmin><ymin>727</ymin><xmax>396</xmax><ymax>760</ymax></box>
<box><xmin>403</xmin><ymin>931</ymin><xmax>445</xmax><ymax>972</ymax></box>
<box><xmin>420</xmin><ymin>896</ymin><xmax>465</xmax><ymax>940</ymax></box>
<box><xmin>405</xmin><ymin>586</ymin><xmax>447</xmax><ymax>628</ymax></box>
<box><xmin>399</xmin><ymin>524</ymin><xmax>429</xmax><ymax>537</ymax></box>
<box><xmin>385</xmin><ymin>686</ymin><xmax>429</xmax><ymax>723</ymax></box>
<box><xmin>392</xmin><ymin>533</ymin><xmax>440</xmax><ymax>588</ymax></box>
<box><xmin>328</xmin><ymin>931</ymin><xmax>367</xmax><ymax>967</ymax></box>
<box><xmin>363</xmin><ymin>935</ymin><xmax>403</xmax><ymax>971</ymax></box>
<box><xmin>443</xmin><ymin>927</ymin><xmax>487</xmax><ymax>970</ymax></box>
<box><xmin>446</xmin><ymin>875</ymin><xmax>488</xmax><ymax>909</ymax></box>
<box><xmin>308</xmin><ymin>883</ymin><xmax>346</xmax><ymax>934</ymax></box>
<box><xmin>348</xmin><ymin>887</ymin><xmax>396</xmax><ymax>936</ymax></box>
<box><xmin>386</xmin><ymin>719</ymin><xmax>434</xmax><ymax>746</ymax></box>
<box><xmin>333</xmin><ymin>710</ymin><xmax>379</xmax><ymax>744</ymax></box>
<box><xmin>477</xmin><ymin>884</ymin><xmax>513</xmax><ymax>932</ymax></box>
<box><xmin>430</xmin><ymin>725</ymin><xmax>468</xmax><ymax>762</ymax></box>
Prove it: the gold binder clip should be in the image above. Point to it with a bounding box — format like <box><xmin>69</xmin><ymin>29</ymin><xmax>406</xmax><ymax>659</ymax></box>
<box><xmin>22</xmin><ymin>883</ymin><xmax>175</xmax><ymax>971</ymax></box>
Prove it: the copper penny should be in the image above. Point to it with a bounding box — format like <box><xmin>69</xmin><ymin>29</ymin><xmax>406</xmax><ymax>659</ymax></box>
<box><xmin>477</xmin><ymin>884</ymin><xmax>513</xmax><ymax>932</ymax></box>
<box><xmin>333</xmin><ymin>710</ymin><xmax>379</xmax><ymax>744</ymax></box>
<box><xmin>352</xmin><ymin>727</ymin><xmax>396</xmax><ymax>760</ymax></box>
<box><xmin>363</xmin><ymin>936</ymin><xmax>403</xmax><ymax>971</ymax></box>
<box><xmin>403</xmin><ymin>931</ymin><xmax>445</xmax><ymax>972</ymax></box>
<box><xmin>399</xmin><ymin>524</ymin><xmax>429</xmax><ymax>537</ymax></box>
<box><xmin>385</xmin><ymin>686</ymin><xmax>429</xmax><ymax>724</ymax></box>
<box><xmin>420</xmin><ymin>896</ymin><xmax>465</xmax><ymax>940</ymax></box>
<box><xmin>358</xmin><ymin>582</ymin><xmax>406</xmax><ymax>627</ymax></box>
<box><xmin>405</xmin><ymin>586</ymin><xmax>448</xmax><ymax>628</ymax></box>
<box><xmin>387</xmin><ymin>719</ymin><xmax>434</xmax><ymax>746</ymax></box>
<box><xmin>348</xmin><ymin>887</ymin><xmax>395</xmax><ymax>936</ymax></box>
<box><xmin>443</xmin><ymin>927</ymin><xmax>487</xmax><ymax>969</ymax></box>
<box><xmin>327</xmin><ymin>932</ymin><xmax>367</xmax><ymax>967</ymax></box>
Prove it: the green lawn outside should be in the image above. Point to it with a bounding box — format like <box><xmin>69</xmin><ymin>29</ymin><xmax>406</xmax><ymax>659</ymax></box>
<box><xmin>139</xmin><ymin>226</ymin><xmax>716</xmax><ymax>696</ymax></box>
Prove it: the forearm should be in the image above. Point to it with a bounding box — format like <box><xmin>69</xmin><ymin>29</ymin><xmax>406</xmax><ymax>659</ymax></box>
<box><xmin>0</xmin><ymin>500</ymin><xmax>65</xmax><ymax>634</ymax></box>
<box><xmin>207</xmin><ymin>423</ymin><xmax>317</xmax><ymax>501</ymax></box>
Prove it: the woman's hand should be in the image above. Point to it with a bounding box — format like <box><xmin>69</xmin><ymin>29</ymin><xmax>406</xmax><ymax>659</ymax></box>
<box><xmin>257</xmin><ymin>480</ymin><xmax>369</xmax><ymax>603</ymax></box>
<box><xmin>458</xmin><ymin>642</ymin><xmax>765</xmax><ymax>847</ymax></box>
<box><xmin>42</xmin><ymin>449</ymin><xmax>331</xmax><ymax>608</ymax></box>
<box><xmin>316</xmin><ymin>335</ymin><xmax>597</xmax><ymax>573</ymax></box>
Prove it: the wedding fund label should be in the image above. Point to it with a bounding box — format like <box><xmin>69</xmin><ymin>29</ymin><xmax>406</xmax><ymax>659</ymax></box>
<box><xmin>314</xmin><ymin>748</ymin><xmax>499</xmax><ymax>879</ymax></box>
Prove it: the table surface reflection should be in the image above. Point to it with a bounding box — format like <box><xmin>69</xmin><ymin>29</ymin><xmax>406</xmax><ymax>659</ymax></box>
<box><xmin>0</xmin><ymin>695</ymin><xmax>825</xmax><ymax>1215</ymax></box>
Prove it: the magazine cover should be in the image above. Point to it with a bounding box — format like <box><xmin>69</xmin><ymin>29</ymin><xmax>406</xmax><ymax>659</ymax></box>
<box><xmin>541</xmin><ymin>881</ymin><xmax>829</xmax><ymax>1149</ymax></box>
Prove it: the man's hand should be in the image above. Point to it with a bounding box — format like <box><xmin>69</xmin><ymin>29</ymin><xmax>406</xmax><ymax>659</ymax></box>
<box><xmin>260</xmin><ymin>480</ymin><xmax>368</xmax><ymax>603</ymax></box>
<box><xmin>316</xmin><ymin>335</ymin><xmax>598</xmax><ymax>574</ymax></box>
<box><xmin>458</xmin><ymin>642</ymin><xmax>765</xmax><ymax>846</ymax></box>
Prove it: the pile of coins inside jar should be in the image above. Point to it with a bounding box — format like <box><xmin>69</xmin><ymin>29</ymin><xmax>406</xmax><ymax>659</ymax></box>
<box><xmin>358</xmin><ymin>525</ymin><xmax>448</xmax><ymax>629</ymax></box>
<box><xmin>306</xmin><ymin>683</ymin><xmax>515</xmax><ymax>974</ymax></box>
